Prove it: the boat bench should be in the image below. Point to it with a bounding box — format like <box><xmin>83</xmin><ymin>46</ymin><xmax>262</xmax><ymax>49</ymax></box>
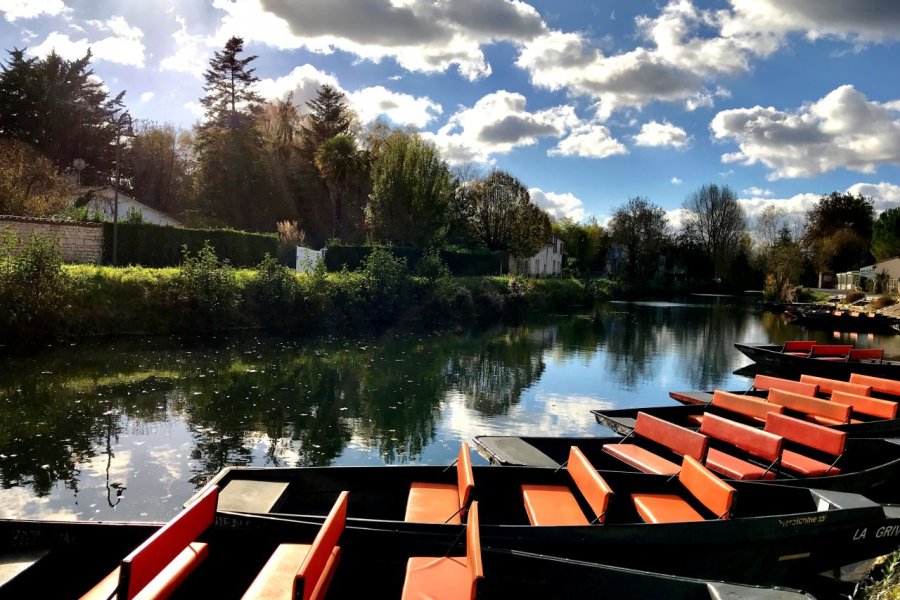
<box><xmin>685</xmin><ymin>390</ymin><xmax>784</xmax><ymax>427</ymax></box>
<box><xmin>699</xmin><ymin>414</ymin><xmax>782</xmax><ymax>480</ymax></box>
<box><xmin>764</xmin><ymin>413</ymin><xmax>845</xmax><ymax>477</ymax></box>
<box><xmin>849</xmin><ymin>349</ymin><xmax>885</xmax><ymax>362</ymax></box>
<box><xmin>522</xmin><ymin>446</ymin><xmax>613</xmax><ymax>526</ymax></box>
<box><xmin>80</xmin><ymin>485</ymin><xmax>219</xmax><ymax>600</ymax></box>
<box><xmin>405</xmin><ymin>443</ymin><xmax>474</xmax><ymax>524</ymax></box>
<box><xmin>850</xmin><ymin>373</ymin><xmax>900</xmax><ymax>399</ymax></box>
<box><xmin>807</xmin><ymin>345</ymin><xmax>853</xmax><ymax>361</ymax></box>
<box><xmin>602</xmin><ymin>412</ymin><xmax>708</xmax><ymax>475</ymax></box>
<box><xmin>767</xmin><ymin>388</ymin><xmax>852</xmax><ymax>426</ymax></box>
<box><xmin>799</xmin><ymin>375</ymin><xmax>871</xmax><ymax>398</ymax></box>
<box><xmin>632</xmin><ymin>456</ymin><xmax>735</xmax><ymax>524</ymax></box>
<box><xmin>782</xmin><ymin>340</ymin><xmax>817</xmax><ymax>356</ymax></box>
<box><xmin>402</xmin><ymin>501</ymin><xmax>483</xmax><ymax>600</ymax></box>
<box><xmin>242</xmin><ymin>491</ymin><xmax>347</xmax><ymax>600</ymax></box>
<box><xmin>831</xmin><ymin>391</ymin><xmax>898</xmax><ymax>421</ymax></box>
<box><xmin>750</xmin><ymin>374</ymin><xmax>817</xmax><ymax>397</ymax></box>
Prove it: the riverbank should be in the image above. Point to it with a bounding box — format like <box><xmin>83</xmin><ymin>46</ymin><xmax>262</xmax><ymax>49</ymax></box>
<box><xmin>0</xmin><ymin>250</ymin><xmax>606</xmax><ymax>349</ymax></box>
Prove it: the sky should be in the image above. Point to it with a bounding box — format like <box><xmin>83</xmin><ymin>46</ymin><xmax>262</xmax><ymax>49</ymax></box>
<box><xmin>1</xmin><ymin>0</ymin><xmax>900</xmax><ymax>228</ymax></box>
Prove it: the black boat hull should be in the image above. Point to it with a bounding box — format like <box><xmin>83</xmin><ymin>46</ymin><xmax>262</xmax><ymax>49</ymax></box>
<box><xmin>735</xmin><ymin>342</ymin><xmax>900</xmax><ymax>380</ymax></box>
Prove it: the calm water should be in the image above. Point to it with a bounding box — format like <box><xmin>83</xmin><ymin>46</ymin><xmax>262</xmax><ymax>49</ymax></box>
<box><xmin>3</xmin><ymin>298</ymin><xmax>900</xmax><ymax>522</ymax></box>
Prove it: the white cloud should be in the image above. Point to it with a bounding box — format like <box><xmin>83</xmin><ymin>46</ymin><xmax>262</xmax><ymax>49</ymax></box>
<box><xmin>183</xmin><ymin>101</ymin><xmax>204</xmax><ymax>118</ymax></box>
<box><xmin>256</xmin><ymin>64</ymin><xmax>342</xmax><ymax>107</ymax></box>
<box><xmin>634</xmin><ymin>120</ymin><xmax>690</xmax><ymax>148</ymax></box>
<box><xmin>140</xmin><ymin>91</ymin><xmax>154</xmax><ymax>103</ymax></box>
<box><xmin>529</xmin><ymin>187</ymin><xmax>587</xmax><ymax>221</ymax></box>
<box><xmin>348</xmin><ymin>86</ymin><xmax>443</xmax><ymax>128</ymax></box>
<box><xmin>214</xmin><ymin>0</ymin><xmax>546</xmax><ymax>80</ymax></box>
<box><xmin>159</xmin><ymin>15</ymin><xmax>209</xmax><ymax>76</ymax></box>
<box><xmin>28</xmin><ymin>16</ymin><xmax>146</xmax><ymax>67</ymax></box>
<box><xmin>743</xmin><ymin>186</ymin><xmax>773</xmax><ymax>197</ymax></box>
<box><xmin>424</xmin><ymin>90</ymin><xmax>578</xmax><ymax>164</ymax></box>
<box><xmin>712</xmin><ymin>85</ymin><xmax>900</xmax><ymax>180</ymax></box>
<box><xmin>549</xmin><ymin>124</ymin><xmax>627</xmax><ymax>159</ymax></box>
<box><xmin>671</xmin><ymin>177</ymin><xmax>683</xmax><ymax>184</ymax></box>
<box><xmin>847</xmin><ymin>182</ymin><xmax>900</xmax><ymax>212</ymax></box>
<box><xmin>0</xmin><ymin>0</ymin><xmax>70</xmax><ymax>22</ymax></box>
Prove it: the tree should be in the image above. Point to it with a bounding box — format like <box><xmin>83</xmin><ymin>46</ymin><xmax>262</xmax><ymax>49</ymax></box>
<box><xmin>314</xmin><ymin>134</ymin><xmax>361</xmax><ymax>239</ymax></box>
<box><xmin>366</xmin><ymin>131</ymin><xmax>453</xmax><ymax>248</ymax></box>
<box><xmin>802</xmin><ymin>191</ymin><xmax>875</xmax><ymax>286</ymax></box>
<box><xmin>552</xmin><ymin>217</ymin><xmax>608</xmax><ymax>276</ymax></box>
<box><xmin>456</xmin><ymin>170</ymin><xmax>549</xmax><ymax>257</ymax></box>
<box><xmin>0</xmin><ymin>138</ymin><xmax>71</xmax><ymax>216</ymax></box>
<box><xmin>872</xmin><ymin>207</ymin><xmax>900</xmax><ymax>261</ymax></box>
<box><xmin>198</xmin><ymin>37</ymin><xmax>263</xmax><ymax>134</ymax></box>
<box><xmin>681</xmin><ymin>184</ymin><xmax>746</xmax><ymax>281</ymax></box>
<box><xmin>608</xmin><ymin>197</ymin><xmax>669</xmax><ymax>281</ymax></box>
<box><xmin>300</xmin><ymin>85</ymin><xmax>354</xmax><ymax>160</ymax></box>
<box><xmin>128</xmin><ymin>122</ymin><xmax>193</xmax><ymax>216</ymax></box>
<box><xmin>753</xmin><ymin>205</ymin><xmax>805</xmax><ymax>299</ymax></box>
<box><xmin>0</xmin><ymin>48</ymin><xmax>125</xmax><ymax>184</ymax></box>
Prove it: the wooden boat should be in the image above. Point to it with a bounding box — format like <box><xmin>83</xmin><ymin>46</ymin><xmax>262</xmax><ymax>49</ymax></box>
<box><xmin>472</xmin><ymin>430</ymin><xmax>900</xmax><ymax>503</ymax></box>
<box><xmin>0</xmin><ymin>499</ymin><xmax>816</xmax><ymax>599</ymax></box>
<box><xmin>784</xmin><ymin>306</ymin><xmax>900</xmax><ymax>334</ymax></box>
<box><xmin>204</xmin><ymin>454</ymin><xmax>900</xmax><ymax>590</ymax></box>
<box><xmin>734</xmin><ymin>341</ymin><xmax>900</xmax><ymax>379</ymax></box>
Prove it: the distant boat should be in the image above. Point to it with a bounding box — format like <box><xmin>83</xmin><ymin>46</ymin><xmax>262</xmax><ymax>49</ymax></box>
<box><xmin>784</xmin><ymin>306</ymin><xmax>900</xmax><ymax>333</ymax></box>
<box><xmin>734</xmin><ymin>341</ymin><xmax>900</xmax><ymax>380</ymax></box>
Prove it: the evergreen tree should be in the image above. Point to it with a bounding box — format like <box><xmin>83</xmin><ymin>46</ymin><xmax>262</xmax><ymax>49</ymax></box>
<box><xmin>314</xmin><ymin>134</ymin><xmax>361</xmax><ymax>239</ymax></box>
<box><xmin>198</xmin><ymin>37</ymin><xmax>263</xmax><ymax>134</ymax></box>
<box><xmin>300</xmin><ymin>85</ymin><xmax>353</xmax><ymax>159</ymax></box>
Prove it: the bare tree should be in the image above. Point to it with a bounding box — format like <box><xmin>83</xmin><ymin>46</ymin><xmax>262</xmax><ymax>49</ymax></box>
<box><xmin>682</xmin><ymin>184</ymin><xmax>746</xmax><ymax>280</ymax></box>
<box><xmin>608</xmin><ymin>197</ymin><xmax>669</xmax><ymax>281</ymax></box>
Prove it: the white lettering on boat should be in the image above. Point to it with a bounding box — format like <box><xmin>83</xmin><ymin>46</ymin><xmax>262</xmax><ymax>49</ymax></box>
<box><xmin>876</xmin><ymin>525</ymin><xmax>900</xmax><ymax>538</ymax></box>
<box><xmin>854</xmin><ymin>528</ymin><xmax>867</xmax><ymax>540</ymax></box>
<box><xmin>778</xmin><ymin>515</ymin><xmax>827</xmax><ymax>527</ymax></box>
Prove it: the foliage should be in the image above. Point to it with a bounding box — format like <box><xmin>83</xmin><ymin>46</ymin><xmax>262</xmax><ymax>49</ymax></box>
<box><xmin>0</xmin><ymin>231</ymin><xmax>68</xmax><ymax>344</ymax></box>
<box><xmin>608</xmin><ymin>197</ymin><xmax>670</xmax><ymax>281</ymax></box>
<box><xmin>758</xmin><ymin>225</ymin><xmax>805</xmax><ymax>301</ymax></box>
<box><xmin>803</xmin><ymin>191</ymin><xmax>875</xmax><ymax>276</ymax></box>
<box><xmin>246</xmin><ymin>253</ymin><xmax>300</xmax><ymax>328</ymax></box>
<box><xmin>552</xmin><ymin>217</ymin><xmax>607</xmax><ymax>276</ymax></box>
<box><xmin>413</xmin><ymin>247</ymin><xmax>451</xmax><ymax>283</ymax></box>
<box><xmin>681</xmin><ymin>184</ymin><xmax>746</xmax><ymax>280</ymax></box>
<box><xmin>872</xmin><ymin>207</ymin><xmax>900</xmax><ymax>261</ymax></box>
<box><xmin>845</xmin><ymin>290</ymin><xmax>866</xmax><ymax>303</ymax></box>
<box><xmin>300</xmin><ymin>85</ymin><xmax>355</xmax><ymax>160</ymax></box>
<box><xmin>314</xmin><ymin>134</ymin><xmax>361</xmax><ymax>239</ymax></box>
<box><xmin>872</xmin><ymin>295</ymin><xmax>897</xmax><ymax>310</ymax></box>
<box><xmin>0</xmin><ymin>138</ymin><xmax>72</xmax><ymax>216</ymax></box>
<box><xmin>366</xmin><ymin>131</ymin><xmax>453</xmax><ymax>248</ymax></box>
<box><xmin>323</xmin><ymin>244</ymin><xmax>500</xmax><ymax>276</ymax></box>
<box><xmin>175</xmin><ymin>242</ymin><xmax>239</xmax><ymax>328</ymax></box>
<box><xmin>102</xmin><ymin>222</ymin><xmax>277</xmax><ymax>267</ymax></box>
<box><xmin>456</xmin><ymin>170</ymin><xmax>551</xmax><ymax>258</ymax></box>
<box><xmin>198</xmin><ymin>37</ymin><xmax>263</xmax><ymax>133</ymax></box>
<box><xmin>128</xmin><ymin>121</ymin><xmax>193</xmax><ymax>217</ymax></box>
<box><xmin>359</xmin><ymin>246</ymin><xmax>411</xmax><ymax>327</ymax></box>
<box><xmin>0</xmin><ymin>48</ymin><xmax>125</xmax><ymax>184</ymax></box>
<box><xmin>858</xmin><ymin>550</ymin><xmax>900</xmax><ymax>600</ymax></box>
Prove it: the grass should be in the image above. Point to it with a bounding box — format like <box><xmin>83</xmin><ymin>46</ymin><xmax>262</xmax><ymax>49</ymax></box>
<box><xmin>858</xmin><ymin>551</ymin><xmax>900</xmax><ymax>600</ymax></box>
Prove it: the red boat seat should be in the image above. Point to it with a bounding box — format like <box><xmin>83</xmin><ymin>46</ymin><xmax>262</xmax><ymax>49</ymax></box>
<box><xmin>767</xmin><ymin>389</ymin><xmax>851</xmax><ymax>425</ymax></box>
<box><xmin>751</xmin><ymin>375</ymin><xmax>817</xmax><ymax>397</ymax></box>
<box><xmin>699</xmin><ymin>414</ymin><xmax>782</xmax><ymax>480</ymax></box>
<box><xmin>405</xmin><ymin>443</ymin><xmax>474</xmax><ymax>524</ymax></box>
<box><xmin>848</xmin><ymin>349</ymin><xmax>885</xmax><ymax>362</ymax></box>
<box><xmin>850</xmin><ymin>373</ymin><xmax>900</xmax><ymax>398</ymax></box>
<box><xmin>80</xmin><ymin>485</ymin><xmax>218</xmax><ymax>600</ymax></box>
<box><xmin>710</xmin><ymin>390</ymin><xmax>784</xmax><ymax>423</ymax></box>
<box><xmin>782</xmin><ymin>340</ymin><xmax>817</xmax><ymax>356</ymax></box>
<box><xmin>808</xmin><ymin>345</ymin><xmax>853</xmax><ymax>361</ymax></box>
<box><xmin>522</xmin><ymin>446</ymin><xmax>613</xmax><ymax>526</ymax></box>
<box><xmin>602</xmin><ymin>412</ymin><xmax>708</xmax><ymax>475</ymax></box>
<box><xmin>831</xmin><ymin>391</ymin><xmax>899</xmax><ymax>420</ymax></box>
<box><xmin>632</xmin><ymin>456</ymin><xmax>735</xmax><ymax>524</ymax></box>
<box><xmin>402</xmin><ymin>501</ymin><xmax>483</xmax><ymax>600</ymax></box>
<box><xmin>799</xmin><ymin>375</ymin><xmax>871</xmax><ymax>398</ymax></box>
<box><xmin>764</xmin><ymin>413</ymin><xmax>844</xmax><ymax>477</ymax></box>
<box><xmin>242</xmin><ymin>491</ymin><xmax>347</xmax><ymax>600</ymax></box>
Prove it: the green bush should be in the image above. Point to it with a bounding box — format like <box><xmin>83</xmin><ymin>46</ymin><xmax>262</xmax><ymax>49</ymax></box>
<box><xmin>0</xmin><ymin>231</ymin><xmax>68</xmax><ymax>344</ymax></box>
<box><xmin>360</xmin><ymin>247</ymin><xmax>411</xmax><ymax>327</ymax></box>
<box><xmin>246</xmin><ymin>254</ymin><xmax>300</xmax><ymax>329</ymax></box>
<box><xmin>175</xmin><ymin>242</ymin><xmax>239</xmax><ymax>328</ymax></box>
<box><xmin>324</xmin><ymin>244</ymin><xmax>501</xmax><ymax>276</ymax></box>
<box><xmin>103</xmin><ymin>222</ymin><xmax>277</xmax><ymax>267</ymax></box>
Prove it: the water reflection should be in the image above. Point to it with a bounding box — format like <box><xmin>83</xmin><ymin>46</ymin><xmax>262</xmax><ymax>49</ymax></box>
<box><xmin>3</xmin><ymin>299</ymin><xmax>895</xmax><ymax>520</ymax></box>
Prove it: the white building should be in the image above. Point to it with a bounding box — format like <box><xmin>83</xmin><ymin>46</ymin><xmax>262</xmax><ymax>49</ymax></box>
<box><xmin>838</xmin><ymin>257</ymin><xmax>900</xmax><ymax>293</ymax></box>
<box><xmin>79</xmin><ymin>186</ymin><xmax>183</xmax><ymax>227</ymax></box>
<box><xmin>508</xmin><ymin>236</ymin><xmax>564</xmax><ymax>277</ymax></box>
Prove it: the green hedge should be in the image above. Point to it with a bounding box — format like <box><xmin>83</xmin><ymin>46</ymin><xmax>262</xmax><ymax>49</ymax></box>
<box><xmin>324</xmin><ymin>245</ymin><xmax>502</xmax><ymax>276</ymax></box>
<box><xmin>102</xmin><ymin>222</ymin><xmax>278</xmax><ymax>267</ymax></box>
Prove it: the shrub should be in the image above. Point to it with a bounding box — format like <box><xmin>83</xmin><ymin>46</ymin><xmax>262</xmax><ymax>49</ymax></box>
<box><xmin>246</xmin><ymin>254</ymin><xmax>300</xmax><ymax>328</ymax></box>
<box><xmin>175</xmin><ymin>242</ymin><xmax>239</xmax><ymax>328</ymax></box>
<box><xmin>844</xmin><ymin>290</ymin><xmax>866</xmax><ymax>304</ymax></box>
<box><xmin>360</xmin><ymin>247</ymin><xmax>410</xmax><ymax>327</ymax></box>
<box><xmin>414</xmin><ymin>247</ymin><xmax>451</xmax><ymax>282</ymax></box>
<box><xmin>872</xmin><ymin>294</ymin><xmax>897</xmax><ymax>310</ymax></box>
<box><xmin>0</xmin><ymin>231</ymin><xmax>68</xmax><ymax>344</ymax></box>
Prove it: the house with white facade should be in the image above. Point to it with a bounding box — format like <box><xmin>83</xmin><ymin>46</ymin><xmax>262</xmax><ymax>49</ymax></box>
<box><xmin>838</xmin><ymin>257</ymin><xmax>900</xmax><ymax>293</ymax></box>
<box><xmin>78</xmin><ymin>186</ymin><xmax>183</xmax><ymax>227</ymax></box>
<box><xmin>508</xmin><ymin>236</ymin><xmax>564</xmax><ymax>277</ymax></box>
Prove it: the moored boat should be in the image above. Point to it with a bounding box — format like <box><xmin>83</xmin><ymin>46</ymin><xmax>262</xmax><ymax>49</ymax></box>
<box><xmin>204</xmin><ymin>453</ymin><xmax>900</xmax><ymax>590</ymax></box>
<box><xmin>784</xmin><ymin>306</ymin><xmax>900</xmax><ymax>334</ymax></box>
<box><xmin>734</xmin><ymin>341</ymin><xmax>900</xmax><ymax>379</ymax></box>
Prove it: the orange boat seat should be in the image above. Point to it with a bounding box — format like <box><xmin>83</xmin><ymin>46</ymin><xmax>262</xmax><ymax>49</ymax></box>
<box><xmin>242</xmin><ymin>491</ymin><xmax>348</xmax><ymax>600</ymax></box>
<box><xmin>406</xmin><ymin>443</ymin><xmax>474</xmax><ymax>524</ymax></box>
<box><xmin>781</xmin><ymin>340</ymin><xmax>817</xmax><ymax>356</ymax></box>
<box><xmin>522</xmin><ymin>446</ymin><xmax>613</xmax><ymax>526</ymax></box>
<box><xmin>602</xmin><ymin>412</ymin><xmax>708</xmax><ymax>475</ymax></box>
<box><xmin>751</xmin><ymin>375</ymin><xmax>817</xmax><ymax>397</ymax></box>
<box><xmin>831</xmin><ymin>390</ymin><xmax>899</xmax><ymax>420</ymax></box>
<box><xmin>767</xmin><ymin>388</ymin><xmax>851</xmax><ymax>425</ymax></box>
<box><xmin>807</xmin><ymin>345</ymin><xmax>853</xmax><ymax>361</ymax></box>
<box><xmin>632</xmin><ymin>456</ymin><xmax>735</xmax><ymax>524</ymax></box>
<box><xmin>699</xmin><ymin>414</ymin><xmax>782</xmax><ymax>480</ymax></box>
<box><xmin>799</xmin><ymin>375</ymin><xmax>871</xmax><ymax>398</ymax></box>
<box><xmin>764</xmin><ymin>413</ymin><xmax>845</xmax><ymax>477</ymax></box>
<box><xmin>402</xmin><ymin>501</ymin><xmax>483</xmax><ymax>600</ymax></box>
<box><xmin>849</xmin><ymin>374</ymin><xmax>900</xmax><ymax>399</ymax></box>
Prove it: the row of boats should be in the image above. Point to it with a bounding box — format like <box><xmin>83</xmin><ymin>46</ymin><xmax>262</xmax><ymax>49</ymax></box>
<box><xmin>3</xmin><ymin>340</ymin><xmax>900</xmax><ymax>598</ymax></box>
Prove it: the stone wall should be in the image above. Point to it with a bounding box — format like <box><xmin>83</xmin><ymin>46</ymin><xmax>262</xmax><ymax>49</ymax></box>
<box><xmin>0</xmin><ymin>215</ymin><xmax>103</xmax><ymax>264</ymax></box>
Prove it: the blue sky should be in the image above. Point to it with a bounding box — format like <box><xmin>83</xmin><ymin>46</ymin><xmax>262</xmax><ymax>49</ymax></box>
<box><xmin>2</xmin><ymin>0</ymin><xmax>900</xmax><ymax>227</ymax></box>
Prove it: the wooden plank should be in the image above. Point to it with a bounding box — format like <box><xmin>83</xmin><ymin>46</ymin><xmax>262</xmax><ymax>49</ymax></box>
<box><xmin>475</xmin><ymin>437</ymin><xmax>560</xmax><ymax>467</ymax></box>
<box><xmin>0</xmin><ymin>549</ymin><xmax>49</xmax><ymax>588</ymax></box>
<box><xmin>218</xmin><ymin>480</ymin><xmax>289</xmax><ymax>514</ymax></box>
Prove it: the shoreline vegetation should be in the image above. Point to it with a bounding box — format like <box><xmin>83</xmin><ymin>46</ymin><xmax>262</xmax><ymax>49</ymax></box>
<box><xmin>0</xmin><ymin>235</ymin><xmax>607</xmax><ymax>350</ymax></box>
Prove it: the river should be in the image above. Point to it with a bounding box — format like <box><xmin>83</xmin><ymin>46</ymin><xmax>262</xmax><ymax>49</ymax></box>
<box><xmin>2</xmin><ymin>297</ymin><xmax>898</xmax><ymax>522</ymax></box>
